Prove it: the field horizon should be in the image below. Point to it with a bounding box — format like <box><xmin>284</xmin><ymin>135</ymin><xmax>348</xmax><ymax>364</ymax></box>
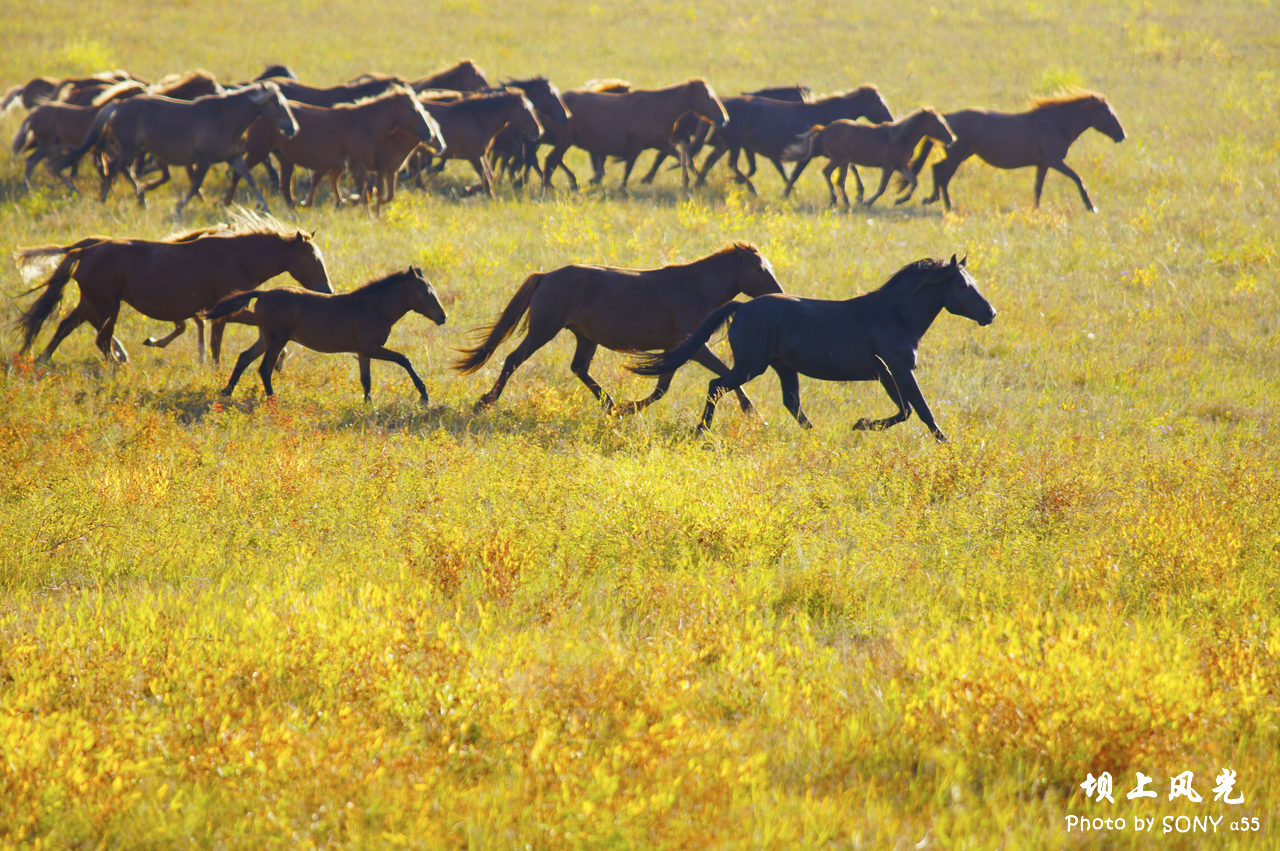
<box><xmin>2</xmin><ymin>0</ymin><xmax>1278</xmax><ymax>848</ymax></box>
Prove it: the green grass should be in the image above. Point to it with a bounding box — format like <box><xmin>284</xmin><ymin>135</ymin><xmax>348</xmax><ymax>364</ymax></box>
<box><xmin>1</xmin><ymin>0</ymin><xmax>1278</xmax><ymax>848</ymax></box>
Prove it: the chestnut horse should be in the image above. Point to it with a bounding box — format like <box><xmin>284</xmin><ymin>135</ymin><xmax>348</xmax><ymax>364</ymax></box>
<box><xmin>2</xmin><ymin>77</ymin><xmax>59</xmax><ymax>112</ymax></box>
<box><xmin>10</xmin><ymin>93</ymin><xmax>144</xmax><ymax>193</ymax></box>
<box><xmin>206</xmin><ymin>267</ymin><xmax>446</xmax><ymax>403</ymax></box>
<box><xmin>414</xmin><ymin>90</ymin><xmax>543</xmax><ymax>198</ymax></box>
<box><xmin>631</xmin><ymin>256</ymin><xmax>995</xmax><ymax>439</ymax></box>
<box><xmin>693</xmin><ymin>87</ymin><xmax>894</xmax><ymax>194</ymax></box>
<box><xmin>53</xmin><ymin>82</ymin><xmax>298</xmax><ymax>212</ymax></box>
<box><xmin>17</xmin><ymin>223</ymin><xmax>332</xmax><ymax>365</ymax></box>
<box><xmin>540</xmin><ymin>78</ymin><xmax>728</xmax><ymax>192</ymax></box>
<box><xmin>222</xmin><ymin>88</ymin><xmax>444</xmax><ymax>212</ymax></box>
<box><xmin>781</xmin><ymin>108</ymin><xmax>956</xmax><ymax>206</ymax></box>
<box><xmin>484</xmin><ymin>77</ymin><xmax>573</xmax><ymax>188</ymax></box>
<box><xmin>408</xmin><ymin>60</ymin><xmax>492</xmax><ymax>94</ymax></box>
<box><xmin>455</xmin><ymin>243</ymin><xmax>783</xmax><ymax>414</ymax></box>
<box><xmin>910</xmin><ymin>91</ymin><xmax>1126</xmax><ymax>212</ymax></box>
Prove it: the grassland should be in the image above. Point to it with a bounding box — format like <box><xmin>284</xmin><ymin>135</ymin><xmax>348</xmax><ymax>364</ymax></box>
<box><xmin>1</xmin><ymin>0</ymin><xmax>1278</xmax><ymax>847</ymax></box>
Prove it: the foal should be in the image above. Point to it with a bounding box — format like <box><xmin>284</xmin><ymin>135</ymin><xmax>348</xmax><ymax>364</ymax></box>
<box><xmin>205</xmin><ymin>267</ymin><xmax>446</xmax><ymax>403</ymax></box>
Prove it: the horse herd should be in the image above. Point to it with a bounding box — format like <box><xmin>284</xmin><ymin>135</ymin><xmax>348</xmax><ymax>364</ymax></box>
<box><xmin>4</xmin><ymin>60</ymin><xmax>1126</xmax><ymax>213</ymax></box>
<box><xmin>13</xmin><ymin>221</ymin><xmax>994</xmax><ymax>441</ymax></box>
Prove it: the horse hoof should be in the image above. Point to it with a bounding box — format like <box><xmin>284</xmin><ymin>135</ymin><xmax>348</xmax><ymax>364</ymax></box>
<box><xmin>143</xmin><ymin>337</ymin><xmax>157</xmax><ymax>347</ymax></box>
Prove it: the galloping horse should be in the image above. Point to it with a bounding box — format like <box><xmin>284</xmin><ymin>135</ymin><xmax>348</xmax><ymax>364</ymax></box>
<box><xmin>53</xmin><ymin>82</ymin><xmax>298</xmax><ymax>212</ymax></box>
<box><xmin>631</xmin><ymin>256</ymin><xmax>995</xmax><ymax>439</ymax></box>
<box><xmin>455</xmin><ymin>243</ymin><xmax>783</xmax><ymax>414</ymax></box>
<box><xmin>11</xmin><ymin>90</ymin><xmax>145</xmax><ymax>192</ymax></box>
<box><xmin>781</xmin><ymin>108</ymin><xmax>955</xmax><ymax>206</ymax></box>
<box><xmin>408</xmin><ymin>60</ymin><xmax>492</xmax><ymax>94</ymax></box>
<box><xmin>2</xmin><ymin>77</ymin><xmax>59</xmax><ymax>112</ymax></box>
<box><xmin>222</xmin><ymin>88</ymin><xmax>444</xmax><ymax>212</ymax></box>
<box><xmin>206</xmin><ymin>267</ymin><xmax>446</xmax><ymax>403</ymax></box>
<box><xmin>484</xmin><ymin>77</ymin><xmax>573</xmax><ymax>188</ymax></box>
<box><xmin>911</xmin><ymin>91</ymin><xmax>1126</xmax><ymax>211</ymax></box>
<box><xmin>17</xmin><ymin>222</ymin><xmax>332</xmax><ymax>365</ymax></box>
<box><xmin>694</xmin><ymin>87</ymin><xmax>894</xmax><ymax>194</ymax></box>
<box><xmin>416</xmin><ymin>90</ymin><xmax>542</xmax><ymax>198</ymax></box>
<box><xmin>540</xmin><ymin>79</ymin><xmax>728</xmax><ymax>192</ymax></box>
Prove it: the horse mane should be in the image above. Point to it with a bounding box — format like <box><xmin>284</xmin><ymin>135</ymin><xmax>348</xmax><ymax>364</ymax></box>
<box><xmin>165</xmin><ymin>224</ymin><xmax>231</xmax><ymax>242</ymax></box>
<box><xmin>584</xmin><ymin>78</ymin><xmax>632</xmax><ymax>93</ymax></box>
<box><xmin>351</xmin><ymin>267</ymin><xmax>417</xmax><ymax>296</ymax></box>
<box><xmin>91</xmin><ymin>80</ymin><xmax>148</xmax><ymax>106</ymax></box>
<box><xmin>819</xmin><ymin>84</ymin><xmax>880</xmax><ymax>101</ymax></box>
<box><xmin>887</xmin><ymin>107</ymin><xmax>936</xmax><ymax>144</ymax></box>
<box><xmin>1030</xmin><ymin>88</ymin><xmax>1104</xmax><ymax>110</ymax></box>
<box><xmin>875</xmin><ymin>258</ymin><xmax>952</xmax><ymax>292</ymax></box>
<box><xmin>221</xmin><ymin>208</ymin><xmax>307</xmax><ymax>238</ymax></box>
<box><xmin>346</xmin><ymin>72</ymin><xmax>406</xmax><ymax>85</ymax></box>
<box><xmin>151</xmin><ymin>69</ymin><xmax>219</xmax><ymax>95</ymax></box>
<box><xmin>351</xmin><ymin>85</ymin><xmax>416</xmax><ymax>106</ymax></box>
<box><xmin>502</xmin><ymin>75</ymin><xmax>549</xmax><ymax>89</ymax></box>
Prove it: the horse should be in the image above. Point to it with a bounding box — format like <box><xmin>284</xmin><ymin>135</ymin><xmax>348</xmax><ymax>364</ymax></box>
<box><xmin>693</xmin><ymin>87</ymin><xmax>894</xmax><ymax>195</ymax></box>
<box><xmin>483</xmin><ymin>77</ymin><xmax>573</xmax><ymax>188</ymax></box>
<box><xmin>408</xmin><ymin>60</ymin><xmax>492</xmax><ymax>94</ymax></box>
<box><xmin>222</xmin><ymin>88</ymin><xmax>444</xmax><ymax>213</ymax></box>
<box><xmin>909</xmin><ymin>91</ymin><xmax>1126</xmax><ymax>212</ymax></box>
<box><xmin>640</xmin><ymin>84</ymin><xmax>817</xmax><ymax>184</ymax></box>
<box><xmin>2</xmin><ymin>77</ymin><xmax>59</xmax><ymax>112</ymax></box>
<box><xmin>630</xmin><ymin>256</ymin><xmax>994</xmax><ymax>440</ymax></box>
<box><xmin>264</xmin><ymin>75</ymin><xmax>406</xmax><ymax>107</ymax></box>
<box><xmin>414</xmin><ymin>90</ymin><xmax>542</xmax><ymax>198</ymax></box>
<box><xmin>455</xmin><ymin>242</ymin><xmax>783</xmax><ymax>415</ymax></box>
<box><xmin>540</xmin><ymin>78</ymin><xmax>728</xmax><ymax>192</ymax></box>
<box><xmin>16</xmin><ymin>221</ymin><xmax>332</xmax><ymax>366</ymax></box>
<box><xmin>205</xmin><ymin>267</ymin><xmax>446</xmax><ymax>403</ymax></box>
<box><xmin>52</xmin><ymin>82</ymin><xmax>298</xmax><ymax>212</ymax></box>
<box><xmin>52</xmin><ymin>71</ymin><xmax>149</xmax><ymax>106</ymax></box>
<box><xmin>10</xmin><ymin>97</ymin><xmax>144</xmax><ymax>193</ymax></box>
<box><xmin>781</xmin><ymin>108</ymin><xmax>956</xmax><ymax>207</ymax></box>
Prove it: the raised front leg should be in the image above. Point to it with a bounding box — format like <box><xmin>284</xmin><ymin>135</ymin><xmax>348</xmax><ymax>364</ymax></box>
<box><xmin>35</xmin><ymin>301</ymin><xmax>92</xmax><ymax>364</ymax></box>
<box><xmin>1048</xmin><ymin>160</ymin><xmax>1096</xmax><ymax>212</ymax></box>
<box><xmin>370</xmin><ymin>346</ymin><xmax>429</xmax><ymax>403</ymax></box>
<box><xmin>143</xmin><ymin>320</ymin><xmax>187</xmax><ymax>351</ymax></box>
<box><xmin>221</xmin><ymin>336</ymin><xmax>267</xmax><ymax>397</ymax></box>
<box><xmin>863</xmin><ymin>168</ymin><xmax>894</xmax><ymax>207</ymax></box>
<box><xmin>688</xmin><ymin>345</ymin><xmax>754</xmax><ymax>412</ymax></box>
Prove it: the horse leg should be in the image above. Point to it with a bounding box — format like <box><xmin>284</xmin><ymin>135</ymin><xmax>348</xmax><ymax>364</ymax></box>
<box><xmin>617</xmin><ymin>156</ymin><xmax>639</xmax><ymax>195</ymax></box>
<box><xmin>326</xmin><ymin>170</ymin><xmax>343</xmax><ymax>207</ymax></box>
<box><xmin>220</xmin><ymin>335</ymin><xmax>267</xmax><ymax>397</ymax></box>
<box><xmin>185</xmin><ymin>166</ymin><xmax>208</xmax><ymax>202</ymax></box>
<box><xmin>358</xmin><ymin>355</ymin><xmax>373</xmax><ymax>402</ymax></box>
<box><xmin>256</xmin><ymin>339</ymin><xmax>287</xmax><ymax>398</ymax></box>
<box><xmin>137</xmin><ymin>162</ymin><xmax>170</xmax><ymax>208</ymax></box>
<box><xmin>210</xmin><ymin>319</ymin><xmax>227</xmax><ymax>364</ymax></box>
<box><xmin>821</xmin><ymin>162</ymin><xmax>839</xmax><ymax>207</ymax></box>
<box><xmin>34</xmin><ymin>301</ymin><xmax>92</xmax><ymax>364</ymax></box>
<box><xmin>614</xmin><ymin>371</ymin><xmax>674</xmax><ymax>415</ymax></box>
<box><xmin>1049</xmin><ymin>160</ymin><xmax>1096</xmax><ymax>212</ymax></box>
<box><xmin>473</xmin><ymin>318</ymin><xmax>563</xmax><ymax>412</ymax></box>
<box><xmin>745</xmin><ymin>149</ymin><xmax>758</xmax><ymax>178</ymax></box>
<box><xmin>568</xmin><ymin>333</ymin><xmax>614</xmax><ymax>412</ymax></box>
<box><xmin>1033</xmin><ymin>165</ymin><xmax>1048</xmax><ymax>208</ymax></box>
<box><xmin>227</xmin><ymin>156</ymin><xmax>268</xmax><ymax>212</ymax></box>
<box><xmin>780</xmin><ymin>158</ymin><xmax>808</xmax><ymax>197</ymax></box>
<box><xmin>688</xmin><ymin>344</ymin><xmax>754</xmax><ymax>413</ymax></box>
<box><xmin>176</xmin><ymin>162</ymin><xmax>212</xmax><ymax>214</ymax></box>
<box><xmin>694</xmin><ymin>140</ymin><xmax>728</xmax><ymax>187</ymax></box>
<box><xmin>639</xmin><ymin>149</ymin><xmax>667</xmax><ymax>184</ymax></box>
<box><xmin>277</xmin><ymin>157</ymin><xmax>298</xmax><ymax>207</ymax></box>
<box><xmin>894</xmin><ymin>167</ymin><xmax>918</xmax><ymax>205</ymax></box>
<box><xmin>924</xmin><ymin>150</ymin><xmax>969</xmax><ymax>210</ymax></box>
<box><xmin>24</xmin><ymin>149</ymin><xmax>42</xmax><ymax>191</ymax></box>
<box><xmin>541</xmin><ymin>144</ymin><xmax>572</xmax><ymax>191</ymax></box>
<box><xmin>369</xmin><ymin>345</ymin><xmax>429</xmax><ymax>404</ymax></box>
<box><xmin>93</xmin><ymin>305</ymin><xmax>124</xmax><ymax>364</ymax></box>
<box><xmin>726</xmin><ymin>147</ymin><xmax>758</xmax><ymax>195</ymax></box>
<box><xmin>143</xmin><ymin>320</ymin><xmax>187</xmax><ymax>350</ymax></box>
<box><xmin>863</xmin><ymin>168</ymin><xmax>893</xmax><ymax>207</ymax></box>
<box><xmin>772</xmin><ymin>365</ymin><xmax>812</xmax><ymax>429</ymax></box>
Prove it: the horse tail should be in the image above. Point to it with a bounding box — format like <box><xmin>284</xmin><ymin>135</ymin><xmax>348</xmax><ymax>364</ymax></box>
<box><xmin>2</xmin><ymin>84</ymin><xmax>25</xmax><ymax>114</ymax></box>
<box><xmin>48</xmin><ymin>101</ymin><xmax>117</xmax><ymax>173</ymax></box>
<box><xmin>452</xmin><ymin>273</ymin><xmax>544</xmax><ymax>374</ymax></box>
<box><xmin>908</xmin><ymin>138</ymin><xmax>934</xmax><ymax>175</ymax></box>
<box><xmin>17</xmin><ymin>251</ymin><xmax>82</xmax><ymax>354</ymax></box>
<box><xmin>201</xmin><ymin>290</ymin><xmax>263</xmax><ymax>323</ymax></box>
<box><xmin>15</xmin><ymin>237</ymin><xmax>110</xmax><ymax>272</ymax></box>
<box><xmin>11</xmin><ymin>113</ymin><xmax>33</xmax><ymax>155</ymax></box>
<box><xmin>629</xmin><ymin>301</ymin><xmax>741</xmax><ymax>377</ymax></box>
<box><xmin>781</xmin><ymin>125</ymin><xmax>824</xmax><ymax>162</ymax></box>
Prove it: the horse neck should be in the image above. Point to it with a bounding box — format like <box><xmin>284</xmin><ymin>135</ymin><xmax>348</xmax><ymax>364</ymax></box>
<box><xmin>693</xmin><ymin>253</ymin><xmax>749</xmax><ymax>304</ymax></box>
<box><xmin>235</xmin><ymin>234</ymin><xmax>297</xmax><ymax>281</ymax></box>
<box><xmin>223</xmin><ymin>88</ymin><xmax>272</xmax><ymax>134</ymax></box>
<box><xmin>354</xmin><ymin>279</ymin><xmax>413</xmax><ymax>321</ymax></box>
<box><xmin>1047</xmin><ymin>102</ymin><xmax>1097</xmax><ymax>142</ymax></box>
<box><xmin>893</xmin><ymin>112</ymin><xmax>932</xmax><ymax>147</ymax></box>
<box><xmin>879</xmin><ymin>281</ymin><xmax>945</xmax><ymax>338</ymax></box>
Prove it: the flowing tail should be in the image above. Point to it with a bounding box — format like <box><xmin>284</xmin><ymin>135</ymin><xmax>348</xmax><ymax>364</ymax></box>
<box><xmin>908</xmin><ymin>139</ymin><xmax>934</xmax><ymax>175</ymax></box>
<box><xmin>452</xmin><ymin>273</ymin><xmax>544</xmax><ymax>373</ymax></box>
<box><xmin>781</xmin><ymin>125</ymin><xmax>824</xmax><ymax>162</ymax></box>
<box><xmin>46</xmin><ymin>101</ymin><xmax>117</xmax><ymax>174</ymax></box>
<box><xmin>17</xmin><ymin>250</ymin><xmax>87</xmax><ymax>354</ymax></box>
<box><xmin>628</xmin><ymin>301</ymin><xmax>740</xmax><ymax>376</ymax></box>
<box><xmin>201</xmin><ymin>290</ymin><xmax>263</xmax><ymax>323</ymax></box>
<box><xmin>11</xmin><ymin>113</ymin><xmax>33</xmax><ymax>155</ymax></box>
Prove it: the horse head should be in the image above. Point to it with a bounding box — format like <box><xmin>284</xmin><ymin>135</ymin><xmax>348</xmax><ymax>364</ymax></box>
<box><xmin>508</xmin><ymin>76</ymin><xmax>570</xmax><ymax>125</ymax></box>
<box><xmin>512</xmin><ymin>92</ymin><xmax>544</xmax><ymax>142</ymax></box>
<box><xmin>401</xmin><ymin>88</ymin><xmax>446</xmax><ymax>153</ymax></box>
<box><xmin>251</xmin><ymin>81</ymin><xmax>299</xmax><ymax>138</ymax></box>
<box><xmin>922</xmin><ymin>108</ymin><xmax>956</xmax><ymax>146</ymax></box>
<box><xmin>406</xmin><ymin>266</ymin><xmax>447</xmax><ymax>325</ymax></box>
<box><xmin>688</xmin><ymin>78</ymin><xmax>728</xmax><ymax>127</ymax></box>
<box><xmin>939</xmin><ymin>255</ymin><xmax>996</xmax><ymax>326</ymax></box>
<box><xmin>732</xmin><ymin>243</ymin><xmax>784</xmax><ymax>297</ymax></box>
<box><xmin>844</xmin><ymin>85</ymin><xmax>894</xmax><ymax>124</ymax></box>
<box><xmin>1092</xmin><ymin>96</ymin><xmax>1126</xmax><ymax>143</ymax></box>
<box><xmin>289</xmin><ymin>230</ymin><xmax>334</xmax><ymax>293</ymax></box>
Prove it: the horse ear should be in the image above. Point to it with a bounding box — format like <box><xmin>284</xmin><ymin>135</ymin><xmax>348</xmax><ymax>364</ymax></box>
<box><xmin>949</xmin><ymin>254</ymin><xmax>958</xmax><ymax>268</ymax></box>
<box><xmin>308</xmin><ymin>228</ymin><xmax>318</xmax><ymax>239</ymax></box>
<box><xmin>960</xmin><ymin>254</ymin><xmax>967</xmax><ymax>267</ymax></box>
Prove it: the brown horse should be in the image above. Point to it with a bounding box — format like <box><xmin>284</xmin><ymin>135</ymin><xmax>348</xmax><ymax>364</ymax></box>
<box><xmin>540</xmin><ymin>79</ymin><xmax>728</xmax><ymax>192</ymax></box>
<box><xmin>52</xmin><ymin>71</ymin><xmax>149</xmax><ymax>106</ymax></box>
<box><xmin>455</xmin><ymin>243</ymin><xmax>783</xmax><ymax>414</ymax></box>
<box><xmin>53</xmin><ymin>82</ymin><xmax>298</xmax><ymax>212</ymax></box>
<box><xmin>222</xmin><ymin>88</ymin><xmax>444</xmax><ymax>212</ymax></box>
<box><xmin>910</xmin><ymin>91</ymin><xmax>1126</xmax><ymax>212</ymax></box>
<box><xmin>484</xmin><ymin>77</ymin><xmax>573</xmax><ymax>188</ymax></box>
<box><xmin>408</xmin><ymin>60</ymin><xmax>492</xmax><ymax>94</ymax></box>
<box><xmin>205</xmin><ymin>267</ymin><xmax>446</xmax><ymax>403</ymax></box>
<box><xmin>11</xmin><ymin>99</ymin><xmax>140</xmax><ymax>193</ymax></box>
<box><xmin>90</xmin><ymin>70</ymin><xmax>225</xmax><ymax>106</ymax></box>
<box><xmin>16</xmin><ymin>221</ymin><xmax>332</xmax><ymax>365</ymax></box>
<box><xmin>414</xmin><ymin>90</ymin><xmax>543</xmax><ymax>198</ymax></box>
<box><xmin>2</xmin><ymin>77</ymin><xmax>59</xmax><ymax>112</ymax></box>
<box><xmin>781</xmin><ymin>108</ymin><xmax>956</xmax><ymax>206</ymax></box>
<box><xmin>266</xmin><ymin>75</ymin><xmax>407</xmax><ymax>107</ymax></box>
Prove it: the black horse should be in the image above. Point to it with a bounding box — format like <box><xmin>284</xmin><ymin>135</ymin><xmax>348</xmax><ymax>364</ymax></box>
<box><xmin>630</xmin><ymin>256</ymin><xmax>995</xmax><ymax>440</ymax></box>
<box><xmin>693</xmin><ymin>87</ymin><xmax>894</xmax><ymax>195</ymax></box>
